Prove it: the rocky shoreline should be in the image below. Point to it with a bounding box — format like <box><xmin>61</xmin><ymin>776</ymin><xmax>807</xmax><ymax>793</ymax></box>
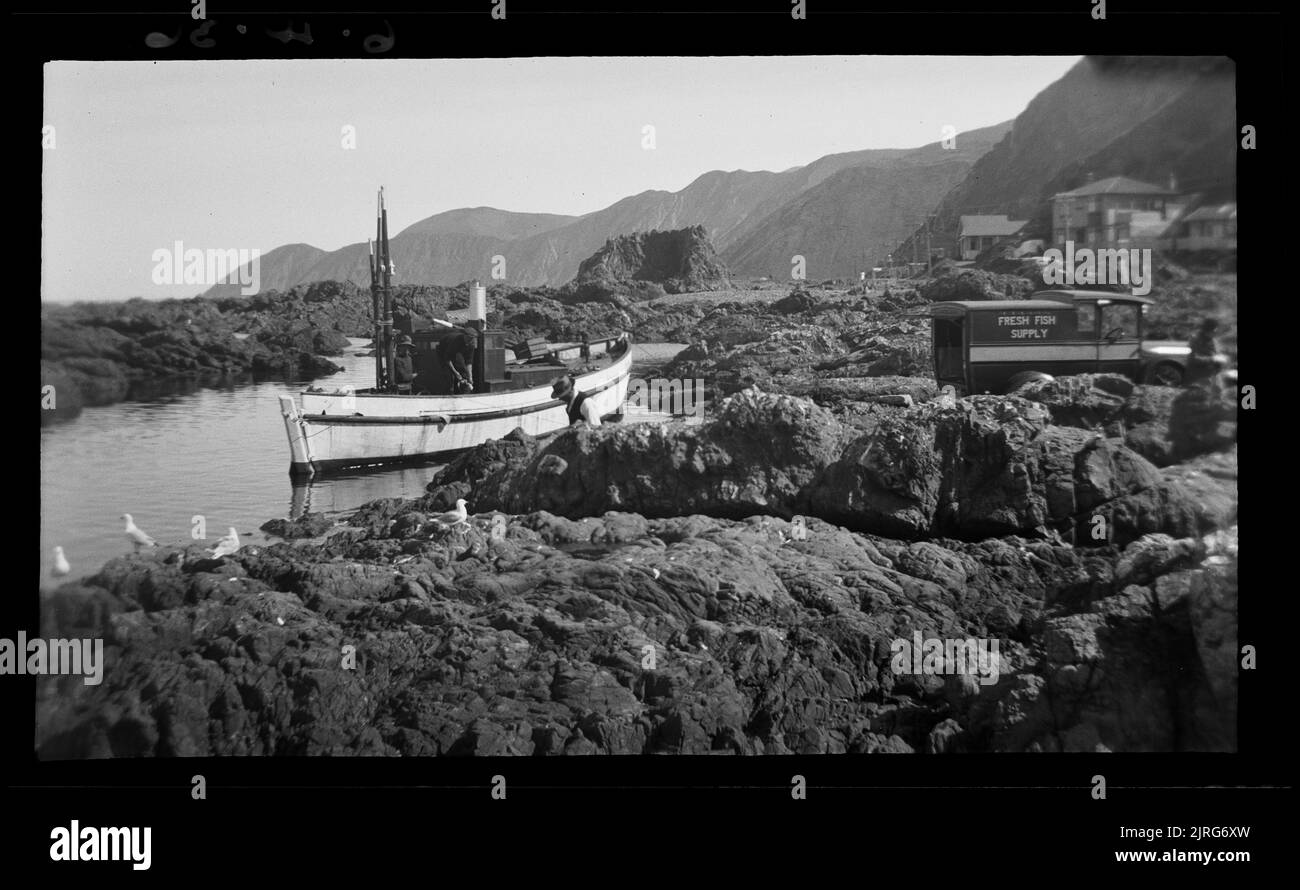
<box><xmin>37</xmin><ymin>374</ymin><xmax>1238</xmax><ymax>756</ymax></box>
<box><xmin>40</xmin><ymin>284</ymin><xmax>362</xmax><ymax>424</ymax></box>
<box><xmin>41</xmin><ymin>256</ymin><xmax>1236</xmax><ymax>426</ymax></box>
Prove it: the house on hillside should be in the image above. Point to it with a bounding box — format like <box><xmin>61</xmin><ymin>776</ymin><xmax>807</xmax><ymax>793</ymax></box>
<box><xmin>1051</xmin><ymin>175</ymin><xmax>1187</xmax><ymax>250</ymax></box>
<box><xmin>958</xmin><ymin>215</ymin><xmax>1028</xmax><ymax>260</ymax></box>
<box><xmin>1160</xmin><ymin>202</ymin><xmax>1237</xmax><ymax>252</ymax></box>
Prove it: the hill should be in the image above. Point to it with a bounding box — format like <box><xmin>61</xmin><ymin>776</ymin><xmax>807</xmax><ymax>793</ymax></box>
<box><xmin>893</xmin><ymin>56</ymin><xmax>1236</xmax><ymax>258</ymax></box>
<box><xmin>201</xmin><ymin>123</ymin><xmax>1013</xmax><ymax>296</ymax></box>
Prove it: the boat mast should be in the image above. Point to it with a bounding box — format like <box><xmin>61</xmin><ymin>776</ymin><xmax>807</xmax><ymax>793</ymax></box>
<box><xmin>380</xmin><ymin>187</ymin><xmax>396</xmax><ymax>393</ymax></box>
<box><xmin>369</xmin><ymin>235</ymin><xmax>382</xmax><ymax>390</ymax></box>
<box><xmin>372</xmin><ymin>190</ymin><xmax>386</xmax><ymax>390</ymax></box>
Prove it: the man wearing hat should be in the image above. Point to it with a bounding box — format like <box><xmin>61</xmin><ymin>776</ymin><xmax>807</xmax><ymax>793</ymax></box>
<box><xmin>552</xmin><ymin>375</ymin><xmax>601</xmax><ymax>427</ymax></box>
<box><xmin>393</xmin><ymin>334</ymin><xmax>415</xmax><ymax>393</ymax></box>
<box><xmin>1186</xmin><ymin>318</ymin><xmax>1222</xmax><ymax>389</ymax></box>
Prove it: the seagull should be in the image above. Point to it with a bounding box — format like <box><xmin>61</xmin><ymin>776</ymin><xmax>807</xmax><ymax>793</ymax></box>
<box><xmin>122</xmin><ymin>514</ymin><xmax>156</xmax><ymax>551</ymax></box>
<box><xmin>52</xmin><ymin>546</ymin><xmax>71</xmax><ymax>577</ymax></box>
<box><xmin>207</xmin><ymin>527</ymin><xmax>242</xmax><ymax>559</ymax></box>
<box><xmin>937</xmin><ymin>385</ymin><xmax>958</xmax><ymax>409</ymax></box>
<box><xmin>430</xmin><ymin>499</ymin><xmax>469</xmax><ymax>528</ymax></box>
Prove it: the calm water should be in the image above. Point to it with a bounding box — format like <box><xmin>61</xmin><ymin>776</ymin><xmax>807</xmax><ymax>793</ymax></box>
<box><xmin>39</xmin><ymin>340</ymin><xmax>684</xmax><ymax>584</ymax></box>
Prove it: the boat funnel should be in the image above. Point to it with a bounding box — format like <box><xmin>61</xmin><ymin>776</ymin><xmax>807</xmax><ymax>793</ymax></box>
<box><xmin>469</xmin><ymin>281</ymin><xmax>487</xmax><ymax>322</ymax></box>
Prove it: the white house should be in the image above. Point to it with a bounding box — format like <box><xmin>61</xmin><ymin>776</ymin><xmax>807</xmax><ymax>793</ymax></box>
<box><xmin>958</xmin><ymin>215</ymin><xmax>1027</xmax><ymax>260</ymax></box>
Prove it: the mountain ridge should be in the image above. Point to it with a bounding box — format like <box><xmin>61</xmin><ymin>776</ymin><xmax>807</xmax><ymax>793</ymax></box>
<box><xmin>201</xmin><ymin>121</ymin><xmax>1013</xmax><ymax>297</ymax></box>
<box><xmin>892</xmin><ymin>55</ymin><xmax>1235</xmax><ymax>259</ymax></box>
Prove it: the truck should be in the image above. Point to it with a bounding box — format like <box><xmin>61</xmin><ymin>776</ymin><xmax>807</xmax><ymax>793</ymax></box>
<box><xmin>929</xmin><ymin>288</ymin><xmax>1224</xmax><ymax>395</ymax></box>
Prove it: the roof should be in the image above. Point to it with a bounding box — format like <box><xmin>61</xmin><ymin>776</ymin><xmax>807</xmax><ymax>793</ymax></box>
<box><xmin>1034</xmin><ymin>289</ymin><xmax>1155</xmax><ymax>306</ymax></box>
<box><xmin>413</xmin><ymin>326</ymin><xmax>475</xmax><ymax>342</ymax></box>
<box><xmin>1181</xmin><ymin>202</ymin><xmax>1237</xmax><ymax>223</ymax></box>
<box><xmin>1054</xmin><ymin>176</ymin><xmax>1175</xmax><ymax>199</ymax></box>
<box><xmin>959</xmin><ymin>215</ymin><xmax>1027</xmax><ymax>238</ymax></box>
<box><xmin>931</xmin><ymin>290</ymin><xmax>1155</xmax><ymax>315</ymax></box>
<box><xmin>931</xmin><ymin>299</ymin><xmax>1082</xmax><ymax>315</ymax></box>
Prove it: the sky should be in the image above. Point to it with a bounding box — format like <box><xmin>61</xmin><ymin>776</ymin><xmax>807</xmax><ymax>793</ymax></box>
<box><xmin>42</xmin><ymin>55</ymin><xmax>1082</xmax><ymax>302</ymax></box>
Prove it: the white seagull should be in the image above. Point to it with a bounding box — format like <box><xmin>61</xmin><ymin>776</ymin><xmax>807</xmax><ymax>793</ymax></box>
<box><xmin>52</xmin><ymin>546</ymin><xmax>71</xmax><ymax>577</ymax></box>
<box><xmin>430</xmin><ymin>499</ymin><xmax>469</xmax><ymax>528</ymax></box>
<box><xmin>122</xmin><ymin>514</ymin><xmax>157</xmax><ymax>551</ymax></box>
<box><xmin>207</xmin><ymin>527</ymin><xmax>242</xmax><ymax>559</ymax></box>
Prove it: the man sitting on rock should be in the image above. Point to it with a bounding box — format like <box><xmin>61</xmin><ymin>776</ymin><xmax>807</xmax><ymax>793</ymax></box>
<box><xmin>552</xmin><ymin>375</ymin><xmax>601</xmax><ymax>427</ymax></box>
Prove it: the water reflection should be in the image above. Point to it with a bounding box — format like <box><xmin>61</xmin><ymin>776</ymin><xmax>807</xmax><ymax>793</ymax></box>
<box><xmin>286</xmin><ymin>463</ymin><xmax>442</xmax><ymax>519</ymax></box>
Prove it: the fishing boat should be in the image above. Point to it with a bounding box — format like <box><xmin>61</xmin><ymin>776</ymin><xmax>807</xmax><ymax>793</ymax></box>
<box><xmin>278</xmin><ymin>189</ymin><xmax>633</xmax><ymax>476</ymax></box>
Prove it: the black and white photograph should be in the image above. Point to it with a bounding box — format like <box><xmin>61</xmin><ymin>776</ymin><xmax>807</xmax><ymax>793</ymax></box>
<box><xmin>33</xmin><ymin>50</ymin><xmax>1242</xmax><ymax>763</ymax></box>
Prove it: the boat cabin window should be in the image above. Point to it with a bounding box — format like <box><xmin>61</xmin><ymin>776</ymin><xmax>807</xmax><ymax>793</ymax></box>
<box><xmin>1101</xmin><ymin>303</ymin><xmax>1140</xmax><ymax>340</ymax></box>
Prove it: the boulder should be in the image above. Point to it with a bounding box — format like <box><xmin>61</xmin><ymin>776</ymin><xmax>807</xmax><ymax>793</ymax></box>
<box><xmin>260</xmin><ymin>512</ymin><xmax>337</xmax><ymax>540</ymax></box>
<box><xmin>1016</xmin><ymin>374</ymin><xmax>1234</xmax><ymax>468</ymax></box>
<box><xmin>431</xmin><ymin>388</ymin><xmax>855</xmax><ymax>520</ymax></box>
<box><xmin>809</xmin><ymin>395</ymin><xmax>1177</xmax><ymax>542</ymax></box>
<box><xmin>430</xmin><ymin>389</ymin><xmax>1235</xmax><ymax>547</ymax></box>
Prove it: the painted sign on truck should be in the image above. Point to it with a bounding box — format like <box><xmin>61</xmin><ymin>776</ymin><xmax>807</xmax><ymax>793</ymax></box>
<box><xmin>970</xmin><ymin>310</ymin><xmax>1075</xmax><ymax>343</ymax></box>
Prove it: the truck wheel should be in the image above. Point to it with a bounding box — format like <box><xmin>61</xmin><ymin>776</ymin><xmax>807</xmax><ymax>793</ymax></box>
<box><xmin>1144</xmin><ymin>362</ymin><xmax>1184</xmax><ymax>387</ymax></box>
<box><xmin>1004</xmin><ymin>370</ymin><xmax>1053</xmax><ymax>395</ymax></box>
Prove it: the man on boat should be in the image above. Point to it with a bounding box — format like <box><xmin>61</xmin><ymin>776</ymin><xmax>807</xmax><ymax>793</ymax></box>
<box><xmin>394</xmin><ymin>334</ymin><xmax>416</xmax><ymax>393</ymax></box>
<box><xmin>552</xmin><ymin>375</ymin><xmax>602</xmax><ymax>427</ymax></box>
<box><xmin>437</xmin><ymin>329</ymin><xmax>476</xmax><ymax>395</ymax></box>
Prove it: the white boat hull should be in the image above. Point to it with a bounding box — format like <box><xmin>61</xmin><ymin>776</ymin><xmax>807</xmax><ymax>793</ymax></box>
<box><xmin>279</xmin><ymin>347</ymin><xmax>632</xmax><ymax>475</ymax></box>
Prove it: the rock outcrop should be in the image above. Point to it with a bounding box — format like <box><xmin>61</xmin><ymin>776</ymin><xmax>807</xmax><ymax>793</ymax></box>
<box><xmin>1013</xmin><ymin>373</ymin><xmax>1238</xmax><ymax>467</ymax></box>
<box><xmin>568</xmin><ymin>226</ymin><xmax>732</xmax><ymax>299</ymax></box>
<box><xmin>36</xmin><ymin>510</ymin><xmax>1239</xmax><ymax>756</ymax></box>
<box><xmin>427</xmin><ymin>389</ymin><xmax>856</xmax><ymax>521</ymax></box>
<box><xmin>426</xmin><ymin>388</ymin><xmax>1237</xmax><ymax>547</ymax></box>
<box><xmin>40</xmin><ymin>284</ymin><xmax>364</xmax><ymax>423</ymax></box>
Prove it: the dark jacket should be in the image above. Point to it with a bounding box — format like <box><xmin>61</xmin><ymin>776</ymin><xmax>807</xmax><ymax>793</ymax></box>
<box><xmin>436</xmin><ymin>332</ymin><xmax>475</xmax><ymax>377</ymax></box>
<box><xmin>1187</xmin><ymin>331</ymin><xmax>1219</xmax><ymax>373</ymax></box>
<box><xmin>1189</xmin><ymin>329</ymin><xmax>1219</xmax><ymax>359</ymax></box>
<box><xmin>567</xmin><ymin>391</ymin><xmax>589</xmax><ymax>425</ymax></box>
<box><xmin>394</xmin><ymin>349</ymin><xmax>414</xmax><ymax>384</ymax></box>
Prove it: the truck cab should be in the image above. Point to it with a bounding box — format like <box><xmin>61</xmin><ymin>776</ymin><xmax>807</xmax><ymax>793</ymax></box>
<box><xmin>930</xmin><ymin>289</ymin><xmax>1195</xmax><ymax>394</ymax></box>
